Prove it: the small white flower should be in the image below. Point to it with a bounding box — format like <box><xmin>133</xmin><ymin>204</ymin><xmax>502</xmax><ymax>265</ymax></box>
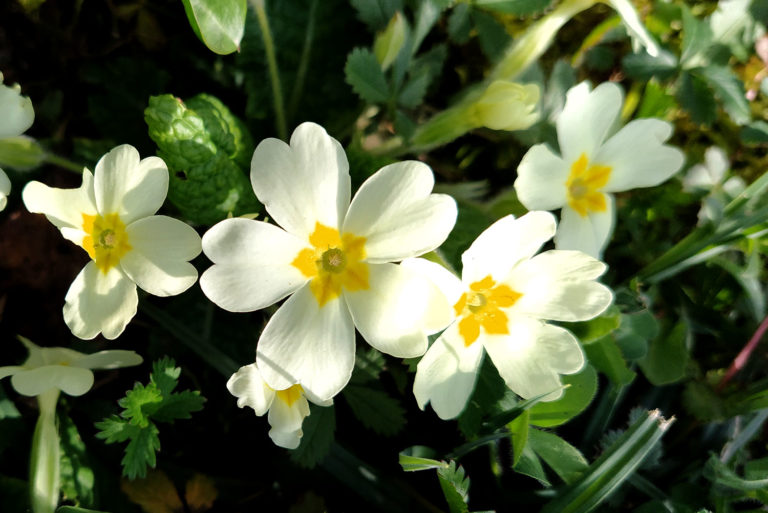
<box><xmin>514</xmin><ymin>81</ymin><xmax>684</xmax><ymax>258</ymax></box>
<box><xmin>0</xmin><ymin>72</ymin><xmax>35</xmax><ymax>211</ymax></box>
<box><xmin>22</xmin><ymin>144</ymin><xmax>202</xmax><ymax>340</ymax></box>
<box><xmin>227</xmin><ymin>364</ymin><xmax>331</xmax><ymax>449</ymax></box>
<box><xmin>411</xmin><ymin>212</ymin><xmax>613</xmax><ymax>420</ymax></box>
<box><xmin>0</xmin><ymin>337</ymin><xmax>143</xmax><ymax>397</ymax></box>
<box><xmin>201</xmin><ymin>122</ymin><xmax>456</xmax><ymax>402</ymax></box>
<box><xmin>683</xmin><ymin>147</ymin><xmax>745</xmax><ymax>225</ymax></box>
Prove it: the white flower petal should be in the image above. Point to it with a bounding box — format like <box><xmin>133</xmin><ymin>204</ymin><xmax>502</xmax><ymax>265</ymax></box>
<box><xmin>256</xmin><ymin>284</ymin><xmax>355</xmax><ymax>401</ymax></box>
<box><xmin>343</xmin><ymin>161</ymin><xmax>457</xmax><ymax>262</ymax></box>
<box><xmin>461</xmin><ymin>212</ymin><xmax>556</xmax><ymax>285</ymax></box>
<box><xmin>226</xmin><ymin>364</ymin><xmax>275</xmax><ymax>415</ymax></box>
<box><xmin>63</xmin><ymin>263</ymin><xmax>139</xmax><ymax>340</ymax></box>
<box><xmin>94</xmin><ymin>145</ymin><xmax>169</xmax><ymax>223</ymax></box>
<box><xmin>268</xmin><ymin>427</ymin><xmax>303</xmax><ymax>450</ymax></box>
<box><xmin>22</xmin><ymin>170</ymin><xmax>97</xmax><ymax>231</ymax></box>
<box><xmin>554</xmin><ymin>199</ymin><xmax>615</xmax><ymax>259</ymax></box>
<box><xmin>11</xmin><ymin>366</ymin><xmax>94</xmax><ymax>397</ymax></box>
<box><xmin>0</xmin><ymin>81</ymin><xmax>34</xmax><ymax>138</ymax></box>
<box><xmin>0</xmin><ymin>169</ymin><xmax>10</xmax><ymax>211</ymax></box>
<box><xmin>71</xmin><ymin>350</ymin><xmax>143</xmax><ymax>370</ymax></box>
<box><xmin>683</xmin><ymin>164</ymin><xmax>715</xmax><ymax>191</ymax></box>
<box><xmin>557</xmin><ymin>82</ymin><xmax>623</xmax><ymax>162</ymax></box>
<box><xmin>345</xmin><ymin>263</ymin><xmax>451</xmax><ymax>358</ymax></box>
<box><xmin>598</xmin><ymin>119</ymin><xmax>684</xmax><ymax>193</ymax></box>
<box><xmin>413</xmin><ymin>322</ymin><xmax>485</xmax><ymax>420</ymax></box>
<box><xmin>200</xmin><ymin>218</ymin><xmax>308</xmax><ymax>312</ymax></box>
<box><xmin>400</xmin><ymin>258</ymin><xmax>465</xmax><ymax>307</ymax></box>
<box><xmin>515</xmin><ymin>144</ymin><xmax>569</xmax><ymax>210</ymax></box>
<box><xmin>120</xmin><ymin>215</ymin><xmax>201</xmax><ymax>297</ymax></box>
<box><xmin>250</xmin><ymin>122</ymin><xmax>350</xmax><ymax>239</ymax></box>
<box><xmin>0</xmin><ymin>366</ymin><xmax>23</xmax><ymax>380</ymax></box>
<box><xmin>268</xmin><ymin>394</ymin><xmax>310</xmax><ymax>435</ymax></box>
<box><xmin>607</xmin><ymin>0</ymin><xmax>660</xmax><ymax>56</ymax></box>
<box><xmin>704</xmin><ymin>147</ymin><xmax>729</xmax><ymax>183</ymax></box>
<box><xmin>723</xmin><ymin>176</ymin><xmax>746</xmax><ymax>197</ymax></box>
<box><xmin>483</xmin><ymin>317</ymin><xmax>583</xmax><ymax>401</ymax></box>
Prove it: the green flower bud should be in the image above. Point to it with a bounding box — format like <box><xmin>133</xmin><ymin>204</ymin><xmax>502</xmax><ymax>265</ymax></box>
<box><xmin>469</xmin><ymin>81</ymin><xmax>541</xmax><ymax>131</ymax></box>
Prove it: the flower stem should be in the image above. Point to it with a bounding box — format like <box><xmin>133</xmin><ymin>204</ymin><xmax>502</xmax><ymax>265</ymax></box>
<box><xmin>718</xmin><ymin>313</ymin><xmax>768</xmax><ymax>391</ymax></box>
<box><xmin>44</xmin><ymin>153</ymin><xmax>84</xmax><ymax>174</ymax></box>
<box><xmin>251</xmin><ymin>0</ymin><xmax>288</xmax><ymax>141</ymax></box>
<box><xmin>30</xmin><ymin>389</ymin><xmax>61</xmax><ymax>513</ymax></box>
<box><xmin>288</xmin><ymin>0</ymin><xmax>318</xmax><ymax>120</ymax></box>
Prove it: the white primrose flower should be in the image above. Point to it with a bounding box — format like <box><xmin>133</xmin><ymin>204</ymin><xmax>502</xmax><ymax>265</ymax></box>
<box><xmin>0</xmin><ymin>336</ymin><xmax>143</xmax><ymax>397</ymax></box>
<box><xmin>411</xmin><ymin>212</ymin><xmax>613</xmax><ymax>420</ymax></box>
<box><xmin>514</xmin><ymin>81</ymin><xmax>684</xmax><ymax>258</ymax></box>
<box><xmin>200</xmin><ymin>122</ymin><xmax>457</xmax><ymax>402</ymax></box>
<box><xmin>683</xmin><ymin>146</ymin><xmax>746</xmax><ymax>225</ymax></box>
<box><xmin>0</xmin><ymin>72</ymin><xmax>35</xmax><ymax>210</ymax></box>
<box><xmin>22</xmin><ymin>144</ymin><xmax>202</xmax><ymax>340</ymax></box>
<box><xmin>227</xmin><ymin>363</ymin><xmax>331</xmax><ymax>449</ymax></box>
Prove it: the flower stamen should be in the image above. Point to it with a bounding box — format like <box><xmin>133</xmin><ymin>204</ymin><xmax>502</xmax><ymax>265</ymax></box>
<box><xmin>81</xmin><ymin>213</ymin><xmax>131</xmax><ymax>273</ymax></box>
<box><xmin>566</xmin><ymin>153</ymin><xmax>612</xmax><ymax>217</ymax></box>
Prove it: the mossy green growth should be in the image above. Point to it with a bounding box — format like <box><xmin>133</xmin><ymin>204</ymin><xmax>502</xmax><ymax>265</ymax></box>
<box><xmin>145</xmin><ymin>93</ymin><xmax>260</xmax><ymax>225</ymax></box>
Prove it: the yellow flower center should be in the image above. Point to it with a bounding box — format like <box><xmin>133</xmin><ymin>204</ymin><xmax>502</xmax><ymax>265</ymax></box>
<box><xmin>454</xmin><ymin>275</ymin><xmax>522</xmax><ymax>346</ymax></box>
<box><xmin>566</xmin><ymin>153</ymin><xmax>612</xmax><ymax>217</ymax></box>
<box><xmin>291</xmin><ymin>222</ymin><xmax>369</xmax><ymax>307</ymax></box>
<box><xmin>81</xmin><ymin>213</ymin><xmax>131</xmax><ymax>273</ymax></box>
<box><xmin>275</xmin><ymin>384</ymin><xmax>304</xmax><ymax>406</ymax></box>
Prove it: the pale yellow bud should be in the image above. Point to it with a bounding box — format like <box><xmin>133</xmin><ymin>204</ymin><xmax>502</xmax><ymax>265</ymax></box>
<box><xmin>470</xmin><ymin>81</ymin><xmax>541</xmax><ymax>131</ymax></box>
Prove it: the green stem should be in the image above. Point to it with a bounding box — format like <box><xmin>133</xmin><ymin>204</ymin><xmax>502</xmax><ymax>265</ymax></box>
<box><xmin>30</xmin><ymin>389</ymin><xmax>61</xmax><ymax>513</ymax></box>
<box><xmin>251</xmin><ymin>0</ymin><xmax>288</xmax><ymax>140</ymax></box>
<box><xmin>44</xmin><ymin>153</ymin><xmax>84</xmax><ymax>174</ymax></box>
<box><xmin>288</xmin><ymin>0</ymin><xmax>318</xmax><ymax>120</ymax></box>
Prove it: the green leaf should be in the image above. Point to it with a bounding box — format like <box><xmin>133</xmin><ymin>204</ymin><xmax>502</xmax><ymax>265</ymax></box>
<box><xmin>562</xmin><ymin>306</ymin><xmax>621</xmax><ymax>344</ymax></box>
<box><xmin>638</xmin><ymin>321</ymin><xmax>690</xmax><ymax>386</ymax></box>
<box><xmin>680</xmin><ymin>6</ymin><xmax>714</xmax><ymax>67</ymax></box>
<box><xmin>181</xmin><ymin>0</ymin><xmax>246</xmax><ymax>55</ymax></box>
<box><xmin>541</xmin><ymin>410</ymin><xmax>674</xmax><ymax>513</ymax></box>
<box><xmin>345</xmin><ymin>47</ymin><xmax>391</xmax><ymax>104</ymax></box>
<box><xmin>705</xmin><ymin>454</ymin><xmax>768</xmax><ymax>491</ymax></box>
<box><xmin>584</xmin><ymin>336</ymin><xmax>636</xmax><ymax>386</ymax></box>
<box><xmin>150</xmin><ymin>357</ymin><xmax>180</xmax><ymax>396</ymax></box>
<box><xmin>374</xmin><ymin>12</ymin><xmax>408</xmax><ymax>70</ymax></box>
<box><xmin>528</xmin><ymin>430</ymin><xmax>589</xmax><ymax>485</ymax></box>
<box><xmin>145</xmin><ymin>93</ymin><xmax>259</xmax><ymax>225</ymax></box>
<box><xmin>437</xmin><ymin>461</ymin><xmax>470</xmax><ymax>513</ymax></box>
<box><xmin>398</xmin><ymin>68</ymin><xmax>432</xmax><ymax>108</ymax></box>
<box><xmin>94</xmin><ymin>416</ymin><xmax>139</xmax><ymax>444</ymax></box>
<box><xmin>698</xmin><ymin>65</ymin><xmax>751</xmax><ymax>125</ymax></box>
<box><xmin>342</xmin><ymin>384</ymin><xmax>406</xmax><ymax>436</ymax></box>
<box><xmin>636</xmin><ymin>79</ymin><xmax>678</xmax><ymax>119</ymax></box>
<box><xmin>290</xmin><ymin>405</ymin><xmax>336</xmax><ymax>468</ymax></box>
<box><xmin>472</xmin><ymin>10</ymin><xmax>511</xmax><ymax>62</ymax></box>
<box><xmin>514</xmin><ymin>444</ymin><xmax>550</xmax><ymax>486</ymax></box>
<box><xmin>509</xmin><ymin>409</ymin><xmax>530</xmax><ymax>466</ymax></box>
<box><xmin>350</xmin><ymin>0</ymin><xmax>403</xmax><ymax>31</ymax></box>
<box><xmin>678</xmin><ymin>71</ymin><xmax>717</xmax><ymax>125</ymax></box>
<box><xmin>122</xmin><ymin>423</ymin><xmax>160</xmax><ymax>480</ymax></box>
<box><xmin>457</xmin><ymin>356</ymin><xmax>507</xmax><ymax>438</ymax></box>
<box><xmin>529</xmin><ymin>365</ymin><xmax>598</xmax><ymax>427</ymax></box>
<box><xmin>59</xmin><ymin>415</ymin><xmax>95</xmax><ymax>506</ymax></box>
<box><xmin>448</xmin><ymin>3</ymin><xmax>472</xmax><ymax>44</ymax></box>
<box><xmin>152</xmin><ymin>391</ymin><xmax>206</xmax><ymax>423</ymax></box>
<box><xmin>741</xmin><ymin>120</ymin><xmax>768</xmax><ymax>145</ymax></box>
<box><xmin>119</xmin><ymin>383</ymin><xmax>163</xmax><ymax>428</ymax></box>
<box><xmin>399</xmin><ymin>447</ymin><xmax>445</xmax><ymax>472</ymax></box>
<box><xmin>622</xmin><ymin>50</ymin><xmax>678</xmax><ymax>80</ymax></box>
<box><xmin>474</xmin><ymin>0</ymin><xmax>554</xmax><ymax>15</ymax></box>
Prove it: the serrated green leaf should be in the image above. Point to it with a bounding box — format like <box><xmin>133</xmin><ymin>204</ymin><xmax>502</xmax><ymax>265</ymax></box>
<box><xmin>59</xmin><ymin>415</ymin><xmax>95</xmax><ymax>506</ymax></box>
<box><xmin>678</xmin><ymin>71</ymin><xmax>717</xmax><ymax>125</ymax></box>
<box><xmin>472</xmin><ymin>10</ymin><xmax>510</xmax><ymax>62</ymax></box>
<box><xmin>437</xmin><ymin>461</ymin><xmax>470</xmax><ymax>513</ymax></box>
<box><xmin>150</xmin><ymin>357</ymin><xmax>180</xmax><ymax>397</ymax></box>
<box><xmin>122</xmin><ymin>423</ymin><xmax>160</xmax><ymax>480</ymax></box>
<box><xmin>698</xmin><ymin>65</ymin><xmax>751</xmax><ymax>125</ymax></box>
<box><xmin>529</xmin><ymin>365</ymin><xmax>598</xmax><ymax>427</ymax></box>
<box><xmin>681</xmin><ymin>6</ymin><xmax>714</xmax><ymax>67</ymax></box>
<box><xmin>398</xmin><ymin>68</ymin><xmax>432</xmax><ymax>108</ymax></box>
<box><xmin>350</xmin><ymin>0</ymin><xmax>403</xmax><ymax>31</ymax></box>
<box><xmin>95</xmin><ymin>416</ymin><xmax>140</xmax><ymax>444</ymax></box>
<box><xmin>345</xmin><ymin>47</ymin><xmax>391</xmax><ymax>104</ymax></box>
<box><xmin>474</xmin><ymin>0</ymin><xmax>554</xmax><ymax>15</ymax></box>
<box><xmin>584</xmin><ymin>336</ymin><xmax>636</xmax><ymax>386</ymax></box>
<box><xmin>119</xmin><ymin>383</ymin><xmax>163</xmax><ymax>427</ymax></box>
<box><xmin>290</xmin><ymin>405</ymin><xmax>335</xmax><ymax>468</ymax></box>
<box><xmin>342</xmin><ymin>384</ymin><xmax>406</xmax><ymax>436</ymax></box>
<box><xmin>528</xmin><ymin>430</ymin><xmax>588</xmax><ymax>485</ymax></box>
<box><xmin>152</xmin><ymin>391</ymin><xmax>206</xmax><ymax>423</ymax></box>
<box><xmin>638</xmin><ymin>321</ymin><xmax>690</xmax><ymax>386</ymax></box>
<box><xmin>181</xmin><ymin>0</ymin><xmax>246</xmax><ymax>55</ymax></box>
